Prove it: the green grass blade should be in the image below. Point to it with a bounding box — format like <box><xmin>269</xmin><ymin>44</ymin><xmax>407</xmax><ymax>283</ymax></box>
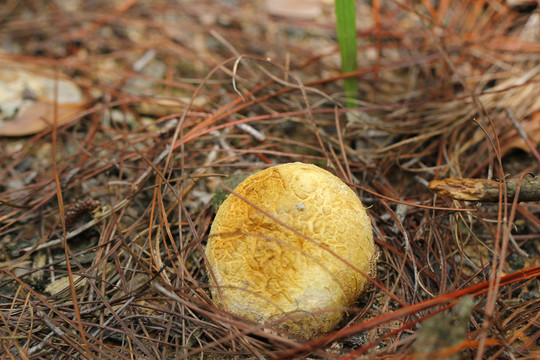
<box><xmin>335</xmin><ymin>0</ymin><xmax>359</xmax><ymax>107</ymax></box>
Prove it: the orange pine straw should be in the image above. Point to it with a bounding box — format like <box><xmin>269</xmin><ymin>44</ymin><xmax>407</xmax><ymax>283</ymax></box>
<box><xmin>430</xmin><ymin>338</ymin><xmax>502</xmax><ymax>359</ymax></box>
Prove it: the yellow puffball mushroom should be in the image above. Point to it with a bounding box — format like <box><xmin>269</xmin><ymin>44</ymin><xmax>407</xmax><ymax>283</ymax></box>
<box><xmin>205</xmin><ymin>162</ymin><xmax>376</xmax><ymax>339</ymax></box>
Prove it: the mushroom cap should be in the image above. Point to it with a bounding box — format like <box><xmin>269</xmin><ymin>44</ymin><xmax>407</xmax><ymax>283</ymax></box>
<box><xmin>205</xmin><ymin>162</ymin><xmax>376</xmax><ymax>339</ymax></box>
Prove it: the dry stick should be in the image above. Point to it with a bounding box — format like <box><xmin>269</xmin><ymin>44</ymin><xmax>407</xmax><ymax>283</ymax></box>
<box><xmin>429</xmin><ymin>176</ymin><xmax>540</xmax><ymax>202</ymax></box>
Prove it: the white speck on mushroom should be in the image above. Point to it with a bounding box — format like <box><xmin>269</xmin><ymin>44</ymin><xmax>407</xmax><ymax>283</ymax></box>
<box><xmin>296</xmin><ymin>202</ymin><xmax>305</xmax><ymax>211</ymax></box>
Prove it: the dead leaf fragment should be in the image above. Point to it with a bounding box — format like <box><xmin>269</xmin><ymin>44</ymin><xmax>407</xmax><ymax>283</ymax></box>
<box><xmin>501</xmin><ymin>111</ymin><xmax>540</xmax><ymax>154</ymax></box>
<box><xmin>265</xmin><ymin>0</ymin><xmax>322</xmax><ymax>20</ymax></box>
<box><xmin>0</xmin><ymin>63</ymin><xmax>88</xmax><ymax>136</ymax></box>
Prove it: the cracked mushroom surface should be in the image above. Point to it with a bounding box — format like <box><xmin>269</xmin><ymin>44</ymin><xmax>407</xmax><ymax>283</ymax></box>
<box><xmin>205</xmin><ymin>162</ymin><xmax>376</xmax><ymax>339</ymax></box>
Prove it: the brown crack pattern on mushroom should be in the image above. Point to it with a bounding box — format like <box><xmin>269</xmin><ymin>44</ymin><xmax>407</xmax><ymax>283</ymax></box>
<box><xmin>205</xmin><ymin>162</ymin><xmax>376</xmax><ymax>339</ymax></box>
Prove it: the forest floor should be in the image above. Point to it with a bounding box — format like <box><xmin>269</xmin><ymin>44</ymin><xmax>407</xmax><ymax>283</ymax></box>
<box><xmin>0</xmin><ymin>1</ymin><xmax>539</xmax><ymax>359</ymax></box>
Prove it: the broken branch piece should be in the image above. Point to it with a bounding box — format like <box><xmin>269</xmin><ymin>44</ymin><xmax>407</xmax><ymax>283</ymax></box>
<box><xmin>429</xmin><ymin>176</ymin><xmax>540</xmax><ymax>202</ymax></box>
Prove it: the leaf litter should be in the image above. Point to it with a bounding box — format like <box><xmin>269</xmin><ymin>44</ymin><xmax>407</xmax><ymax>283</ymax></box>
<box><xmin>0</xmin><ymin>1</ymin><xmax>539</xmax><ymax>359</ymax></box>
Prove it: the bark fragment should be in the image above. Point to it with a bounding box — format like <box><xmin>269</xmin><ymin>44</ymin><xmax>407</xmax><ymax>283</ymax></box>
<box><xmin>429</xmin><ymin>176</ymin><xmax>540</xmax><ymax>202</ymax></box>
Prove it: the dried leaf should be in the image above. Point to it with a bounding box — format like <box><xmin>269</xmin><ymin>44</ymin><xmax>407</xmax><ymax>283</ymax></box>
<box><xmin>0</xmin><ymin>101</ymin><xmax>86</xmax><ymax>136</ymax></box>
<box><xmin>501</xmin><ymin>111</ymin><xmax>540</xmax><ymax>154</ymax></box>
<box><xmin>265</xmin><ymin>0</ymin><xmax>322</xmax><ymax>20</ymax></box>
<box><xmin>0</xmin><ymin>63</ymin><xmax>88</xmax><ymax>136</ymax></box>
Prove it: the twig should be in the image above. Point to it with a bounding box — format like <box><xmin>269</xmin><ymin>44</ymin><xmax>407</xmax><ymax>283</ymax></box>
<box><xmin>429</xmin><ymin>175</ymin><xmax>540</xmax><ymax>202</ymax></box>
